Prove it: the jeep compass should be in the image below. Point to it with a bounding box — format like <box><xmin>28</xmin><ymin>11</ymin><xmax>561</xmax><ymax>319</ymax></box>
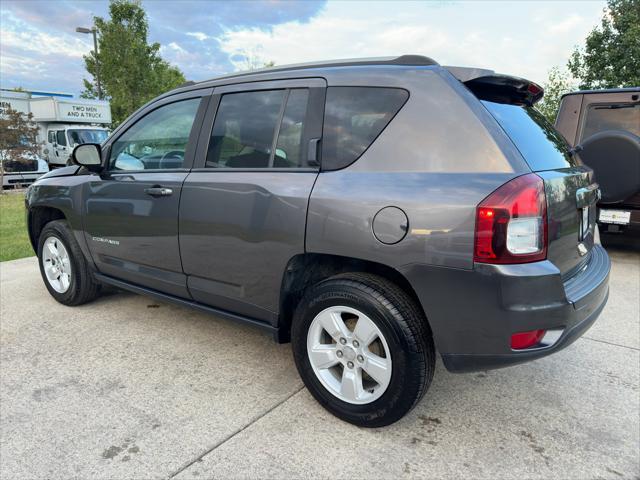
<box><xmin>26</xmin><ymin>56</ymin><xmax>610</xmax><ymax>426</ymax></box>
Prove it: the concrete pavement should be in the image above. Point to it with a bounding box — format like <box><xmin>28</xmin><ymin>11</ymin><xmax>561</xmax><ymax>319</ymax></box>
<box><xmin>0</xmin><ymin>248</ymin><xmax>638</xmax><ymax>479</ymax></box>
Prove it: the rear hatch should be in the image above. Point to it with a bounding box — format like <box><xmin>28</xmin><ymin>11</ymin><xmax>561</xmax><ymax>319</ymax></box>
<box><xmin>482</xmin><ymin>99</ymin><xmax>599</xmax><ymax>278</ymax></box>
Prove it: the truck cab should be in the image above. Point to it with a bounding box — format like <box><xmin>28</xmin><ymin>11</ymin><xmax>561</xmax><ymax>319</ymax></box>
<box><xmin>28</xmin><ymin>96</ymin><xmax>112</xmax><ymax>167</ymax></box>
<box><xmin>44</xmin><ymin>124</ymin><xmax>109</xmax><ymax>166</ymax></box>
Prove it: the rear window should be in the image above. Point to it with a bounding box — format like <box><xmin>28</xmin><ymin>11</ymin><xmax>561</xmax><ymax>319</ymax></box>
<box><xmin>482</xmin><ymin>100</ymin><xmax>578</xmax><ymax>171</ymax></box>
<box><xmin>581</xmin><ymin>103</ymin><xmax>640</xmax><ymax>140</ymax></box>
<box><xmin>322</xmin><ymin>87</ymin><xmax>408</xmax><ymax>170</ymax></box>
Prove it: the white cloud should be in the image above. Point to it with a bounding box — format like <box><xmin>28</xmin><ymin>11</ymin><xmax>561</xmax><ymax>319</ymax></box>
<box><xmin>0</xmin><ymin>27</ymin><xmax>89</xmax><ymax>59</ymax></box>
<box><xmin>217</xmin><ymin>1</ymin><xmax>606</xmax><ymax>84</ymax></box>
<box><xmin>186</xmin><ymin>32</ymin><xmax>210</xmax><ymax>41</ymax></box>
<box><xmin>166</xmin><ymin>42</ymin><xmax>187</xmax><ymax>54</ymax></box>
<box><xmin>0</xmin><ymin>11</ymin><xmax>91</xmax><ymax>90</ymax></box>
<box><xmin>547</xmin><ymin>15</ymin><xmax>584</xmax><ymax>35</ymax></box>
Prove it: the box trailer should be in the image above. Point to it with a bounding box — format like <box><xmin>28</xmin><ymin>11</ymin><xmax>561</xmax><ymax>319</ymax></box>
<box><xmin>0</xmin><ymin>91</ymin><xmax>49</xmax><ymax>188</ymax></box>
<box><xmin>0</xmin><ymin>91</ymin><xmax>31</xmax><ymax>116</ymax></box>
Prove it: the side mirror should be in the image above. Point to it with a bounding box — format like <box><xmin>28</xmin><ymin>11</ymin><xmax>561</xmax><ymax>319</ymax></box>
<box><xmin>72</xmin><ymin>143</ymin><xmax>103</xmax><ymax>172</ymax></box>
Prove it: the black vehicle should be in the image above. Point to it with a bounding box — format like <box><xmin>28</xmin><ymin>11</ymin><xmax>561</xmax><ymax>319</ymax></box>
<box><xmin>25</xmin><ymin>56</ymin><xmax>610</xmax><ymax>426</ymax></box>
<box><xmin>556</xmin><ymin>87</ymin><xmax>640</xmax><ymax>240</ymax></box>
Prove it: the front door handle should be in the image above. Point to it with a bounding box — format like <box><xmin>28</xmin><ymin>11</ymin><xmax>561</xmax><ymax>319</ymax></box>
<box><xmin>144</xmin><ymin>186</ymin><xmax>173</xmax><ymax>197</ymax></box>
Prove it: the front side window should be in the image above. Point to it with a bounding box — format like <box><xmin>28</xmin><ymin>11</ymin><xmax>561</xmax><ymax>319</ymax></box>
<box><xmin>109</xmin><ymin>98</ymin><xmax>201</xmax><ymax>171</ymax></box>
<box><xmin>56</xmin><ymin>130</ymin><xmax>67</xmax><ymax>146</ymax></box>
<box><xmin>48</xmin><ymin>131</ymin><xmax>55</xmax><ymax>143</ymax></box>
<box><xmin>322</xmin><ymin>87</ymin><xmax>409</xmax><ymax>170</ymax></box>
<box><xmin>206</xmin><ymin>90</ymin><xmax>286</xmax><ymax>168</ymax></box>
<box><xmin>581</xmin><ymin>103</ymin><xmax>640</xmax><ymax>141</ymax></box>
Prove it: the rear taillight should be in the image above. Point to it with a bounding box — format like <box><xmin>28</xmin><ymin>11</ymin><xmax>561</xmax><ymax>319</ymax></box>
<box><xmin>474</xmin><ymin>173</ymin><xmax>547</xmax><ymax>264</ymax></box>
<box><xmin>511</xmin><ymin>329</ymin><xmax>546</xmax><ymax>349</ymax></box>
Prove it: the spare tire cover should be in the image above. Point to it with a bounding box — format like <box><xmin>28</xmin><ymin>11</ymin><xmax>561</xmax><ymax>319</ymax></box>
<box><xmin>579</xmin><ymin>130</ymin><xmax>640</xmax><ymax>204</ymax></box>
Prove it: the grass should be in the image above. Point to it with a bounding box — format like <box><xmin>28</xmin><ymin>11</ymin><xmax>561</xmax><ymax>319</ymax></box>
<box><xmin>0</xmin><ymin>192</ymin><xmax>33</xmax><ymax>262</ymax></box>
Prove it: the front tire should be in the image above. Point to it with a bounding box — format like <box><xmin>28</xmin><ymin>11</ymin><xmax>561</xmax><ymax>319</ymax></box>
<box><xmin>37</xmin><ymin>220</ymin><xmax>100</xmax><ymax>306</ymax></box>
<box><xmin>292</xmin><ymin>273</ymin><xmax>435</xmax><ymax>427</ymax></box>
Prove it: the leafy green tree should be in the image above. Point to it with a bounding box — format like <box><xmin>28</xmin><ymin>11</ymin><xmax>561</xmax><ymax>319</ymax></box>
<box><xmin>568</xmin><ymin>0</ymin><xmax>640</xmax><ymax>89</ymax></box>
<box><xmin>537</xmin><ymin>67</ymin><xmax>575</xmax><ymax>123</ymax></box>
<box><xmin>82</xmin><ymin>0</ymin><xmax>186</xmax><ymax>126</ymax></box>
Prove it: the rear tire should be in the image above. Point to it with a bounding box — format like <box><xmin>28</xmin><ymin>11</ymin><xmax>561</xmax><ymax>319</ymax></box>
<box><xmin>37</xmin><ymin>220</ymin><xmax>100</xmax><ymax>306</ymax></box>
<box><xmin>292</xmin><ymin>273</ymin><xmax>435</xmax><ymax>427</ymax></box>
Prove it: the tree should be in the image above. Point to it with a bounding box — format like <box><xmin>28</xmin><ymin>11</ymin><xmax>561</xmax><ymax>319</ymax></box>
<box><xmin>82</xmin><ymin>0</ymin><xmax>186</xmax><ymax>126</ymax></box>
<box><xmin>233</xmin><ymin>47</ymin><xmax>276</xmax><ymax>71</ymax></box>
<box><xmin>537</xmin><ymin>67</ymin><xmax>575</xmax><ymax>123</ymax></box>
<box><xmin>0</xmin><ymin>108</ymin><xmax>40</xmax><ymax>189</ymax></box>
<box><xmin>568</xmin><ymin>0</ymin><xmax>640</xmax><ymax>89</ymax></box>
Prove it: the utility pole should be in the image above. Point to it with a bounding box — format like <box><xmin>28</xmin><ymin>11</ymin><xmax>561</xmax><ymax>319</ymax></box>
<box><xmin>76</xmin><ymin>26</ymin><xmax>102</xmax><ymax>99</ymax></box>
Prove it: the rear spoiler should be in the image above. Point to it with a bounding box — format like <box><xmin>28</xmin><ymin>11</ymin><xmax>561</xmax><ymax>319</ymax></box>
<box><xmin>445</xmin><ymin>66</ymin><xmax>544</xmax><ymax>106</ymax></box>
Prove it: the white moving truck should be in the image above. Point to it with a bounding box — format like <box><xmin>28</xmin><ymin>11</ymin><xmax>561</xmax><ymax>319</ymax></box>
<box><xmin>30</xmin><ymin>97</ymin><xmax>111</xmax><ymax>166</ymax></box>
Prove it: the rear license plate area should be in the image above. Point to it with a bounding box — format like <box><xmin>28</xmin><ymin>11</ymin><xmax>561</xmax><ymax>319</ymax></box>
<box><xmin>599</xmin><ymin>209</ymin><xmax>631</xmax><ymax>225</ymax></box>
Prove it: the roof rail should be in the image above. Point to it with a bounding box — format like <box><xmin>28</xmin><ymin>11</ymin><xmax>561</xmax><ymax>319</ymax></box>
<box><xmin>206</xmin><ymin>55</ymin><xmax>438</xmax><ymax>82</ymax></box>
<box><xmin>175</xmin><ymin>80</ymin><xmax>196</xmax><ymax>89</ymax></box>
<box><xmin>561</xmin><ymin>87</ymin><xmax>640</xmax><ymax>97</ymax></box>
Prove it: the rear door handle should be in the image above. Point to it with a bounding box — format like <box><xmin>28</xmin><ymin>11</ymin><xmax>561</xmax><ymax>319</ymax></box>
<box><xmin>144</xmin><ymin>186</ymin><xmax>173</xmax><ymax>197</ymax></box>
<box><xmin>307</xmin><ymin>138</ymin><xmax>320</xmax><ymax>166</ymax></box>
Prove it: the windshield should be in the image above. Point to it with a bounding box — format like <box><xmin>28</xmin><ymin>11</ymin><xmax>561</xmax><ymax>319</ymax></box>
<box><xmin>482</xmin><ymin>101</ymin><xmax>579</xmax><ymax>171</ymax></box>
<box><xmin>67</xmin><ymin>129</ymin><xmax>108</xmax><ymax>147</ymax></box>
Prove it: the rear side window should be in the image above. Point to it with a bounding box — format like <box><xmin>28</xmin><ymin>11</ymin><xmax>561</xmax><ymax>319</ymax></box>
<box><xmin>275</xmin><ymin>89</ymin><xmax>310</xmax><ymax>168</ymax></box>
<box><xmin>322</xmin><ymin>87</ymin><xmax>409</xmax><ymax>170</ymax></box>
<box><xmin>581</xmin><ymin>103</ymin><xmax>640</xmax><ymax>140</ymax></box>
<box><xmin>482</xmin><ymin>101</ymin><xmax>578</xmax><ymax>171</ymax></box>
<box><xmin>207</xmin><ymin>90</ymin><xmax>285</xmax><ymax>168</ymax></box>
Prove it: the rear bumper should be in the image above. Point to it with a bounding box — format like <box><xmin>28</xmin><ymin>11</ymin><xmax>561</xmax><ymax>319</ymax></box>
<box><xmin>400</xmin><ymin>244</ymin><xmax>610</xmax><ymax>373</ymax></box>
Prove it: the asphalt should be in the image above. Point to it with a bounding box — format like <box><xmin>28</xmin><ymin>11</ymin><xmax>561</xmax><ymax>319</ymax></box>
<box><xmin>0</xmin><ymin>248</ymin><xmax>638</xmax><ymax>480</ymax></box>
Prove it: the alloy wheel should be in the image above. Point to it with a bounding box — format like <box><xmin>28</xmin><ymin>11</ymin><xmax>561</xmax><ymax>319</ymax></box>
<box><xmin>42</xmin><ymin>236</ymin><xmax>72</xmax><ymax>293</ymax></box>
<box><xmin>307</xmin><ymin>306</ymin><xmax>392</xmax><ymax>404</ymax></box>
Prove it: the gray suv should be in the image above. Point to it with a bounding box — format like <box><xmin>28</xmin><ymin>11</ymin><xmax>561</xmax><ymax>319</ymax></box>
<box><xmin>25</xmin><ymin>56</ymin><xmax>610</xmax><ymax>426</ymax></box>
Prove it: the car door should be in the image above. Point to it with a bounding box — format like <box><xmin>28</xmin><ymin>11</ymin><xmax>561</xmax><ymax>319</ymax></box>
<box><xmin>45</xmin><ymin>130</ymin><xmax>56</xmax><ymax>162</ymax></box>
<box><xmin>83</xmin><ymin>89</ymin><xmax>211</xmax><ymax>297</ymax></box>
<box><xmin>179</xmin><ymin>78</ymin><xmax>326</xmax><ymax>323</ymax></box>
<box><xmin>56</xmin><ymin>130</ymin><xmax>70</xmax><ymax>162</ymax></box>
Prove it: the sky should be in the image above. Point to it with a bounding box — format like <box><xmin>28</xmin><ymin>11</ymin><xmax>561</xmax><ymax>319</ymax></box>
<box><xmin>0</xmin><ymin>0</ymin><xmax>608</xmax><ymax>97</ymax></box>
